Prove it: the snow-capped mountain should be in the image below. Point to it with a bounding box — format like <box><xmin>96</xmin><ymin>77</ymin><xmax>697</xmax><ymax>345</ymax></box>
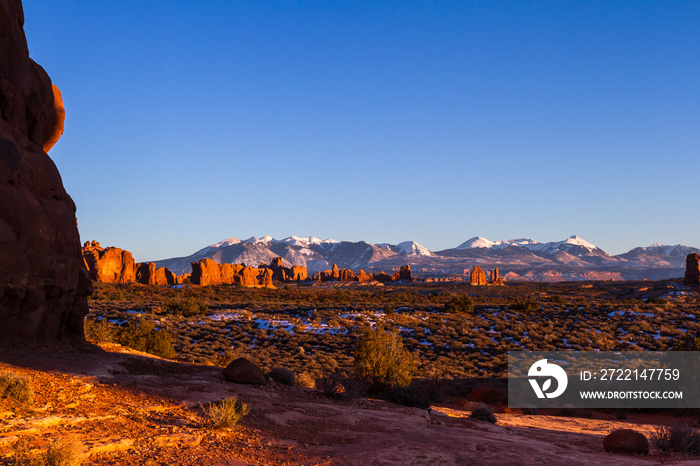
<box><xmin>155</xmin><ymin>236</ymin><xmax>417</xmax><ymax>275</ymax></box>
<box><xmin>153</xmin><ymin>234</ymin><xmax>697</xmax><ymax>282</ymax></box>
<box><xmin>377</xmin><ymin>241</ymin><xmax>433</xmax><ymax>256</ymax></box>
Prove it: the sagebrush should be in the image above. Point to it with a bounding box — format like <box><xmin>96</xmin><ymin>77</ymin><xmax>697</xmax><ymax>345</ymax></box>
<box><xmin>202</xmin><ymin>397</ymin><xmax>250</xmax><ymax>429</ymax></box>
<box><xmin>353</xmin><ymin>326</ymin><xmax>416</xmax><ymax>394</ymax></box>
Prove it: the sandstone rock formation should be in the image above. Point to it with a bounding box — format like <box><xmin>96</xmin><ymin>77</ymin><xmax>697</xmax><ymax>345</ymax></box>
<box><xmin>136</xmin><ymin>262</ymin><xmax>156</xmax><ymax>285</ymax></box>
<box><xmin>222</xmin><ymin>358</ymin><xmax>268</xmax><ymax>385</ymax></box>
<box><xmin>393</xmin><ymin>265</ymin><xmax>413</xmax><ymax>281</ymax></box>
<box><xmin>602</xmin><ymin>429</ymin><xmax>648</xmax><ymax>454</ymax></box>
<box><xmin>339</xmin><ymin>268</ymin><xmax>356</xmax><ymax>282</ymax></box>
<box><xmin>356</xmin><ymin>270</ymin><xmax>371</xmax><ymax>283</ymax></box>
<box><xmin>0</xmin><ymin>0</ymin><xmax>90</xmax><ymax>345</ymax></box>
<box><xmin>82</xmin><ymin>242</ymin><xmax>136</xmax><ymax>283</ymax></box>
<box><xmin>154</xmin><ymin>267</ymin><xmax>175</xmax><ymax>286</ymax></box>
<box><xmin>190</xmin><ymin>258</ymin><xmax>222</xmax><ymax>286</ymax></box>
<box><xmin>470</xmin><ymin>266</ymin><xmax>487</xmax><ymax>286</ymax></box>
<box><xmin>489</xmin><ymin>268</ymin><xmax>504</xmax><ymax>285</ymax></box>
<box><xmin>190</xmin><ymin>259</ymin><xmax>274</xmax><ymax>287</ymax></box>
<box><xmin>288</xmin><ymin>265</ymin><xmax>308</xmax><ymax>281</ymax></box>
<box><xmin>684</xmin><ymin>253</ymin><xmax>700</xmax><ymax>287</ymax></box>
<box><xmin>266</xmin><ymin>257</ymin><xmax>308</xmax><ymax>282</ymax></box>
<box><xmin>374</xmin><ymin>272</ymin><xmax>394</xmax><ymax>283</ymax></box>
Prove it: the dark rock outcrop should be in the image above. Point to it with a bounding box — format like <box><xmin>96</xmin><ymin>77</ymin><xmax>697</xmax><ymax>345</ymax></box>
<box><xmin>0</xmin><ymin>0</ymin><xmax>90</xmax><ymax>345</ymax></box>
<box><xmin>136</xmin><ymin>262</ymin><xmax>156</xmax><ymax>285</ymax></box>
<box><xmin>603</xmin><ymin>429</ymin><xmax>648</xmax><ymax>454</ymax></box>
<box><xmin>684</xmin><ymin>253</ymin><xmax>700</xmax><ymax>287</ymax></box>
<box><xmin>393</xmin><ymin>265</ymin><xmax>413</xmax><ymax>281</ymax></box>
<box><xmin>222</xmin><ymin>358</ymin><xmax>268</xmax><ymax>385</ymax></box>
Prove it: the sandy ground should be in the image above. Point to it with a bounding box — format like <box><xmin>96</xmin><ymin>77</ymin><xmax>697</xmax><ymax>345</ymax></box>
<box><xmin>2</xmin><ymin>344</ymin><xmax>700</xmax><ymax>465</ymax></box>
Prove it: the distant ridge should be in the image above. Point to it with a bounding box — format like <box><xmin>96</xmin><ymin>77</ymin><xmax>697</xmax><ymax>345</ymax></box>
<box><xmin>154</xmin><ymin>235</ymin><xmax>698</xmax><ymax>282</ymax></box>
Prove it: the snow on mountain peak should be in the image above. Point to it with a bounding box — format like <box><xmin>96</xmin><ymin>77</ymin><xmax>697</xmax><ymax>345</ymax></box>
<box><xmin>281</xmin><ymin>236</ymin><xmax>338</xmax><ymax>246</ymax></box>
<box><xmin>561</xmin><ymin>235</ymin><xmax>597</xmax><ymax>251</ymax></box>
<box><xmin>210</xmin><ymin>238</ymin><xmax>241</xmax><ymax>248</ymax></box>
<box><xmin>395</xmin><ymin>241</ymin><xmax>433</xmax><ymax>256</ymax></box>
<box><xmin>456</xmin><ymin>237</ymin><xmax>496</xmax><ymax>249</ymax></box>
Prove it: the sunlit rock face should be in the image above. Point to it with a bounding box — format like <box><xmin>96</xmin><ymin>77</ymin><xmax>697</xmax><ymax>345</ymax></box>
<box><xmin>0</xmin><ymin>0</ymin><xmax>90</xmax><ymax>346</ymax></box>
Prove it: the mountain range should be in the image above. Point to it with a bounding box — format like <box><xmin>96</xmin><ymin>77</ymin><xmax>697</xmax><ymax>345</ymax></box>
<box><xmin>154</xmin><ymin>235</ymin><xmax>698</xmax><ymax>282</ymax></box>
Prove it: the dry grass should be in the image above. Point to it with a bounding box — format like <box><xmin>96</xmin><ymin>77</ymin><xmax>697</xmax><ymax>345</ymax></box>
<box><xmin>202</xmin><ymin>397</ymin><xmax>250</xmax><ymax>430</ymax></box>
<box><xmin>650</xmin><ymin>422</ymin><xmax>700</xmax><ymax>455</ymax></box>
<box><xmin>0</xmin><ymin>371</ymin><xmax>34</xmax><ymax>406</ymax></box>
<box><xmin>11</xmin><ymin>438</ymin><xmax>84</xmax><ymax>466</ymax></box>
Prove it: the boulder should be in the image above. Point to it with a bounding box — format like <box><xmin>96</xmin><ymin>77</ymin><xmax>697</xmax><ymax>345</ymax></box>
<box><xmin>136</xmin><ymin>262</ymin><xmax>156</xmax><ymax>285</ymax></box>
<box><xmin>0</xmin><ymin>0</ymin><xmax>90</xmax><ymax>345</ymax></box>
<box><xmin>684</xmin><ymin>253</ymin><xmax>700</xmax><ymax>287</ymax></box>
<box><xmin>82</xmin><ymin>243</ymin><xmax>136</xmax><ymax>283</ymax></box>
<box><xmin>356</xmin><ymin>270</ymin><xmax>371</xmax><ymax>283</ymax></box>
<box><xmin>470</xmin><ymin>266</ymin><xmax>487</xmax><ymax>286</ymax></box>
<box><xmin>603</xmin><ymin>429</ymin><xmax>649</xmax><ymax>454</ymax></box>
<box><xmin>222</xmin><ymin>358</ymin><xmax>268</xmax><ymax>385</ymax></box>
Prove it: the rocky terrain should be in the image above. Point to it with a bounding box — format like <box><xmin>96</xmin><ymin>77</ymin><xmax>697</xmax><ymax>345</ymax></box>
<box><xmin>153</xmin><ymin>235</ymin><xmax>698</xmax><ymax>282</ymax></box>
<box><xmin>3</xmin><ymin>344</ymin><xmax>699</xmax><ymax>465</ymax></box>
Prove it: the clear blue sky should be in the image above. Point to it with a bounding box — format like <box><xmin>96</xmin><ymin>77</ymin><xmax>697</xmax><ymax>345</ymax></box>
<box><xmin>22</xmin><ymin>1</ymin><xmax>700</xmax><ymax>262</ymax></box>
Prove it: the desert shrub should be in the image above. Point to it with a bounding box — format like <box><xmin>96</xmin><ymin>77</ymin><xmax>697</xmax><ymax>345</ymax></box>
<box><xmin>444</xmin><ymin>293</ymin><xmax>474</xmax><ymax>314</ymax></box>
<box><xmin>296</xmin><ymin>371</ymin><xmax>316</xmax><ymax>389</ymax></box>
<box><xmin>469</xmin><ymin>403</ymin><xmax>496</xmax><ymax>424</ymax></box>
<box><xmin>550</xmin><ymin>295</ymin><xmax>566</xmax><ymax>304</ymax></box>
<box><xmin>0</xmin><ymin>371</ymin><xmax>34</xmax><ymax>406</ymax></box>
<box><xmin>166</xmin><ymin>297</ymin><xmax>207</xmax><ymax>317</ymax></box>
<box><xmin>11</xmin><ymin>438</ymin><xmax>42</xmax><ymax>466</ymax></box>
<box><xmin>651</xmin><ymin>421</ymin><xmax>700</xmax><ymax>454</ymax></box>
<box><xmin>386</xmin><ymin>386</ymin><xmax>430</xmax><ymax>409</ymax></box>
<box><xmin>213</xmin><ymin>349</ymin><xmax>244</xmax><ymax>367</ymax></box>
<box><xmin>83</xmin><ymin>317</ymin><xmax>114</xmax><ymax>344</ymax></box>
<box><xmin>115</xmin><ymin>319</ymin><xmax>176</xmax><ymax>359</ymax></box>
<box><xmin>202</xmin><ymin>397</ymin><xmax>250</xmax><ymax>430</ymax></box>
<box><xmin>44</xmin><ymin>438</ymin><xmax>85</xmax><ymax>466</ymax></box>
<box><xmin>268</xmin><ymin>367</ymin><xmax>296</xmax><ymax>386</ymax></box>
<box><xmin>510</xmin><ymin>299</ymin><xmax>539</xmax><ymax>313</ymax></box>
<box><xmin>675</xmin><ymin>332</ymin><xmax>700</xmax><ymax>351</ymax></box>
<box><xmin>317</xmin><ymin>373</ymin><xmax>365</xmax><ymax>400</ymax></box>
<box><xmin>353</xmin><ymin>327</ymin><xmax>416</xmax><ymax>394</ymax></box>
<box><xmin>11</xmin><ymin>437</ymin><xmax>84</xmax><ymax>466</ymax></box>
